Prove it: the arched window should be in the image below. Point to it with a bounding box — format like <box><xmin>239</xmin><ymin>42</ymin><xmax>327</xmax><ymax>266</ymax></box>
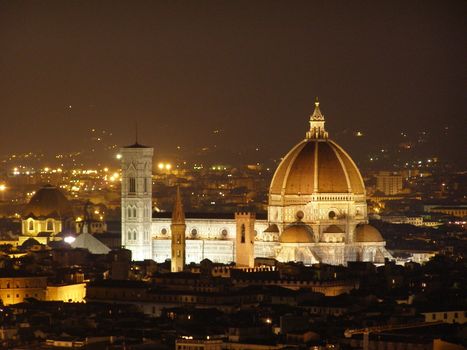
<box><xmin>241</xmin><ymin>224</ymin><xmax>246</xmax><ymax>243</ymax></box>
<box><xmin>132</xmin><ymin>207</ymin><xmax>137</xmax><ymax>218</ymax></box>
<box><xmin>144</xmin><ymin>178</ymin><xmax>148</xmax><ymax>193</ymax></box>
<box><xmin>127</xmin><ymin>206</ymin><xmax>132</xmax><ymax>218</ymax></box>
<box><xmin>129</xmin><ymin>177</ymin><xmax>136</xmax><ymax>193</ymax></box>
<box><xmin>133</xmin><ymin>230</ymin><xmax>137</xmax><ymax>241</ymax></box>
<box><xmin>28</xmin><ymin>220</ymin><xmax>34</xmax><ymax>231</ymax></box>
<box><xmin>127</xmin><ymin>230</ymin><xmax>132</xmax><ymax>240</ymax></box>
<box><xmin>46</xmin><ymin>220</ymin><xmax>54</xmax><ymax>231</ymax></box>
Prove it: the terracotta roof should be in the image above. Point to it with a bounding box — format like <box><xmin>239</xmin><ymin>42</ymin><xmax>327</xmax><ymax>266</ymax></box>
<box><xmin>270</xmin><ymin>139</ymin><xmax>365</xmax><ymax>195</ymax></box>
<box><xmin>280</xmin><ymin>222</ymin><xmax>314</xmax><ymax>243</ymax></box>
<box><xmin>22</xmin><ymin>185</ymin><xmax>74</xmax><ymax>219</ymax></box>
<box><xmin>355</xmin><ymin>224</ymin><xmax>384</xmax><ymax>242</ymax></box>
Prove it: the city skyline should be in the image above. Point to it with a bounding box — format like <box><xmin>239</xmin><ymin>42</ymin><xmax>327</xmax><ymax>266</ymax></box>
<box><xmin>0</xmin><ymin>0</ymin><xmax>466</xmax><ymax>165</ymax></box>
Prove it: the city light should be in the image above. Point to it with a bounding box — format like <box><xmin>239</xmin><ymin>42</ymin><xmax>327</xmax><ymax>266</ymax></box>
<box><xmin>158</xmin><ymin>162</ymin><xmax>172</xmax><ymax>170</ymax></box>
<box><xmin>64</xmin><ymin>236</ymin><xmax>76</xmax><ymax>244</ymax></box>
<box><xmin>116</xmin><ymin>153</ymin><xmax>122</xmax><ymax>160</ymax></box>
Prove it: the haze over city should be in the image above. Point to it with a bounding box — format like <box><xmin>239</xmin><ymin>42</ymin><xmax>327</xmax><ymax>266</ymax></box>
<box><xmin>0</xmin><ymin>0</ymin><xmax>466</xmax><ymax>165</ymax></box>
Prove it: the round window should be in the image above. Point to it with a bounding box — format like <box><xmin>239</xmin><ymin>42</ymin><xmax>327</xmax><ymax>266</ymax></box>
<box><xmin>221</xmin><ymin>229</ymin><xmax>228</xmax><ymax>237</ymax></box>
<box><xmin>161</xmin><ymin>228</ymin><xmax>167</xmax><ymax>235</ymax></box>
<box><xmin>191</xmin><ymin>229</ymin><xmax>198</xmax><ymax>237</ymax></box>
<box><xmin>296</xmin><ymin>210</ymin><xmax>304</xmax><ymax>221</ymax></box>
<box><xmin>328</xmin><ymin>211</ymin><xmax>336</xmax><ymax>219</ymax></box>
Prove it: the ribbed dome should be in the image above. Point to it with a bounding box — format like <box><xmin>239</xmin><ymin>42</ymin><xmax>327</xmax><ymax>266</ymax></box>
<box><xmin>23</xmin><ymin>185</ymin><xmax>74</xmax><ymax>219</ymax></box>
<box><xmin>355</xmin><ymin>224</ymin><xmax>384</xmax><ymax>242</ymax></box>
<box><xmin>270</xmin><ymin>139</ymin><xmax>365</xmax><ymax>196</ymax></box>
<box><xmin>280</xmin><ymin>222</ymin><xmax>314</xmax><ymax>243</ymax></box>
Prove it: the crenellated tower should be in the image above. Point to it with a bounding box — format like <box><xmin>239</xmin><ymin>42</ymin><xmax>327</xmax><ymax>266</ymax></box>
<box><xmin>120</xmin><ymin>141</ymin><xmax>153</xmax><ymax>261</ymax></box>
<box><xmin>235</xmin><ymin>212</ymin><xmax>255</xmax><ymax>268</ymax></box>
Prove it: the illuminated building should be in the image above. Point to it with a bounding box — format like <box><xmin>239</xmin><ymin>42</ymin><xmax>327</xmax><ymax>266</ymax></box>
<box><xmin>121</xmin><ymin>100</ymin><xmax>392</xmax><ymax>265</ymax></box>
<box><xmin>0</xmin><ymin>272</ymin><xmax>85</xmax><ymax>306</ymax></box>
<box><xmin>171</xmin><ymin>187</ymin><xmax>186</xmax><ymax>272</ymax></box>
<box><xmin>375</xmin><ymin>171</ymin><xmax>404</xmax><ymax>195</ymax></box>
<box><xmin>20</xmin><ymin>184</ymin><xmax>75</xmax><ymax>244</ymax></box>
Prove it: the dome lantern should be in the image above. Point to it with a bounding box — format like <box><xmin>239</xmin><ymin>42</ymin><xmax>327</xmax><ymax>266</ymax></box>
<box><xmin>306</xmin><ymin>97</ymin><xmax>328</xmax><ymax>139</ymax></box>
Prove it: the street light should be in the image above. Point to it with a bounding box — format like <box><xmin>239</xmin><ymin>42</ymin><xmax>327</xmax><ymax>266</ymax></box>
<box><xmin>0</xmin><ymin>184</ymin><xmax>6</xmax><ymax>201</ymax></box>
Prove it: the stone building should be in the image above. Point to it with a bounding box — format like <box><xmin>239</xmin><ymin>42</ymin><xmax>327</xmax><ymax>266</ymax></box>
<box><xmin>121</xmin><ymin>100</ymin><xmax>392</xmax><ymax>265</ymax></box>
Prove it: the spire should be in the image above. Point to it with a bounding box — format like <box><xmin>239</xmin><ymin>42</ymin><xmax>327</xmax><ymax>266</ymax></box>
<box><xmin>306</xmin><ymin>97</ymin><xmax>328</xmax><ymax>139</ymax></box>
<box><xmin>135</xmin><ymin>121</ymin><xmax>138</xmax><ymax>144</ymax></box>
<box><xmin>172</xmin><ymin>186</ymin><xmax>185</xmax><ymax>224</ymax></box>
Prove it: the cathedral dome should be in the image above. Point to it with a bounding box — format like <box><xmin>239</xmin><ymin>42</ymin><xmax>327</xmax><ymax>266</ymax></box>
<box><xmin>270</xmin><ymin>101</ymin><xmax>365</xmax><ymax>196</ymax></box>
<box><xmin>280</xmin><ymin>222</ymin><xmax>314</xmax><ymax>243</ymax></box>
<box><xmin>23</xmin><ymin>185</ymin><xmax>74</xmax><ymax>219</ymax></box>
<box><xmin>355</xmin><ymin>224</ymin><xmax>384</xmax><ymax>242</ymax></box>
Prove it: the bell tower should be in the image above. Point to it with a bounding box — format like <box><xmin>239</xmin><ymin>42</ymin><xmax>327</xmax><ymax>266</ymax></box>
<box><xmin>171</xmin><ymin>187</ymin><xmax>186</xmax><ymax>272</ymax></box>
<box><xmin>120</xmin><ymin>141</ymin><xmax>153</xmax><ymax>261</ymax></box>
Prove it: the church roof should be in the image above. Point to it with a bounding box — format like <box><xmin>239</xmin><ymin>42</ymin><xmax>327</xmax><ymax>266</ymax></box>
<box><xmin>23</xmin><ymin>184</ymin><xmax>74</xmax><ymax>219</ymax></box>
<box><xmin>270</xmin><ymin>101</ymin><xmax>365</xmax><ymax>197</ymax></box>
<box><xmin>124</xmin><ymin>142</ymin><xmax>150</xmax><ymax>148</ymax></box>
<box><xmin>280</xmin><ymin>222</ymin><xmax>314</xmax><ymax>244</ymax></box>
<box><xmin>70</xmin><ymin>233</ymin><xmax>111</xmax><ymax>255</ymax></box>
<box><xmin>152</xmin><ymin>212</ymin><xmax>268</xmax><ymax>220</ymax></box>
<box><xmin>355</xmin><ymin>224</ymin><xmax>384</xmax><ymax>242</ymax></box>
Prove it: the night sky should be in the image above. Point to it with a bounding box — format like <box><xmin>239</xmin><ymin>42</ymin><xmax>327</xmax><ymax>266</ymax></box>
<box><xmin>0</xmin><ymin>0</ymin><xmax>465</xmax><ymax>164</ymax></box>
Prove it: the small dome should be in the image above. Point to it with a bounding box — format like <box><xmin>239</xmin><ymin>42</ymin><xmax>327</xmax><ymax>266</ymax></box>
<box><xmin>280</xmin><ymin>222</ymin><xmax>314</xmax><ymax>243</ymax></box>
<box><xmin>23</xmin><ymin>185</ymin><xmax>74</xmax><ymax>219</ymax></box>
<box><xmin>324</xmin><ymin>225</ymin><xmax>345</xmax><ymax>233</ymax></box>
<box><xmin>355</xmin><ymin>224</ymin><xmax>384</xmax><ymax>242</ymax></box>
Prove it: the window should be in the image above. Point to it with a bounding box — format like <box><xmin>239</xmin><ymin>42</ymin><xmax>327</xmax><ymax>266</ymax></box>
<box><xmin>161</xmin><ymin>228</ymin><xmax>167</xmax><ymax>235</ymax></box>
<box><xmin>28</xmin><ymin>220</ymin><xmax>34</xmax><ymax>231</ymax></box>
<box><xmin>127</xmin><ymin>231</ymin><xmax>132</xmax><ymax>240</ymax></box>
<box><xmin>127</xmin><ymin>206</ymin><xmax>137</xmax><ymax>218</ymax></box>
<box><xmin>133</xmin><ymin>231</ymin><xmax>137</xmax><ymax>241</ymax></box>
<box><xmin>444</xmin><ymin>313</ymin><xmax>448</xmax><ymax>319</ymax></box>
<box><xmin>144</xmin><ymin>178</ymin><xmax>148</xmax><ymax>193</ymax></box>
<box><xmin>129</xmin><ymin>177</ymin><xmax>136</xmax><ymax>193</ymax></box>
<box><xmin>191</xmin><ymin>229</ymin><xmax>197</xmax><ymax>237</ymax></box>
<box><xmin>241</xmin><ymin>224</ymin><xmax>246</xmax><ymax>243</ymax></box>
<box><xmin>328</xmin><ymin>211</ymin><xmax>336</xmax><ymax>219</ymax></box>
<box><xmin>432</xmin><ymin>313</ymin><xmax>436</xmax><ymax>320</ymax></box>
<box><xmin>46</xmin><ymin>220</ymin><xmax>54</xmax><ymax>231</ymax></box>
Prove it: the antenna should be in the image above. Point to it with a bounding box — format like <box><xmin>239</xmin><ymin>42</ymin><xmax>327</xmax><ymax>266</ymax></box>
<box><xmin>135</xmin><ymin>121</ymin><xmax>138</xmax><ymax>144</ymax></box>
